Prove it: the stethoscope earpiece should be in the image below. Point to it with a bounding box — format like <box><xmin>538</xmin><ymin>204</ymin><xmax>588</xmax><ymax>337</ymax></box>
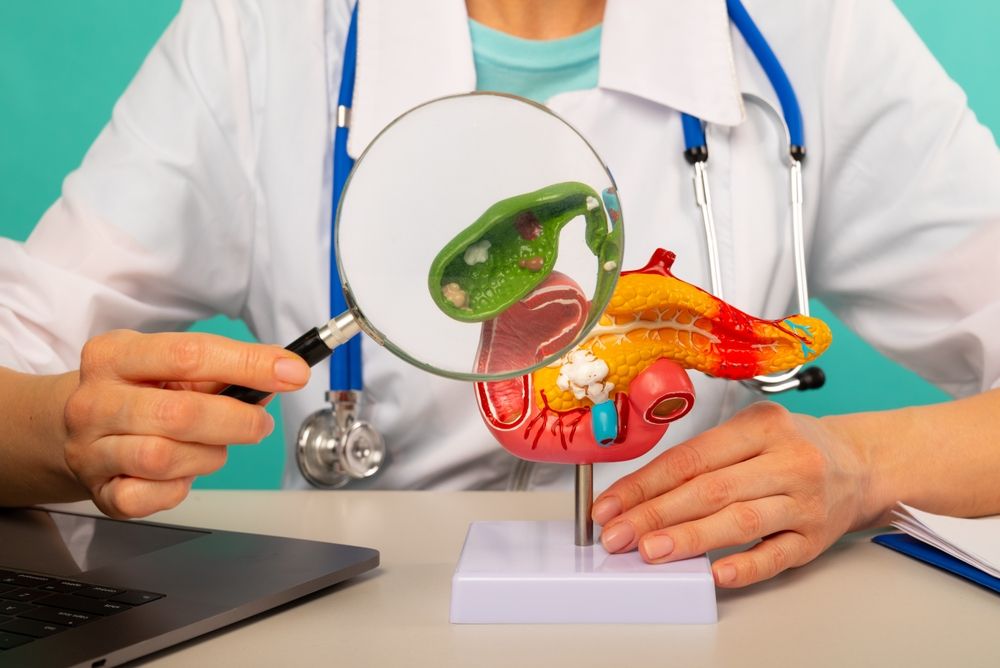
<box><xmin>743</xmin><ymin>365</ymin><xmax>825</xmax><ymax>394</ymax></box>
<box><xmin>795</xmin><ymin>366</ymin><xmax>825</xmax><ymax>391</ymax></box>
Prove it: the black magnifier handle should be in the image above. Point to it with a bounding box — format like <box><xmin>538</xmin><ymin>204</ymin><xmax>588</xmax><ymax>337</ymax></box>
<box><xmin>219</xmin><ymin>313</ymin><xmax>361</xmax><ymax>405</ymax></box>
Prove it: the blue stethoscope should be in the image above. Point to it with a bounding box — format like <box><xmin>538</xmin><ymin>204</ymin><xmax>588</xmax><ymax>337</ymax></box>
<box><xmin>295</xmin><ymin>0</ymin><xmax>824</xmax><ymax>487</ymax></box>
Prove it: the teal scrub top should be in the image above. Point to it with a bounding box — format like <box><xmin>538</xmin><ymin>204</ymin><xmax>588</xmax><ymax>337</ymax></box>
<box><xmin>468</xmin><ymin>18</ymin><xmax>601</xmax><ymax>103</ymax></box>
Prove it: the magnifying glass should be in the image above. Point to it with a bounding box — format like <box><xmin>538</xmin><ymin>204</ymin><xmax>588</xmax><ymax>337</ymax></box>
<box><xmin>219</xmin><ymin>93</ymin><xmax>623</xmax><ymax>481</ymax></box>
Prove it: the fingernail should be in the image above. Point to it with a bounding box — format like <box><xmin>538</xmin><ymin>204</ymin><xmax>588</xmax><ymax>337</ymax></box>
<box><xmin>642</xmin><ymin>534</ymin><xmax>674</xmax><ymax>561</ymax></box>
<box><xmin>262</xmin><ymin>411</ymin><xmax>275</xmax><ymax>437</ymax></box>
<box><xmin>715</xmin><ymin>564</ymin><xmax>737</xmax><ymax>586</ymax></box>
<box><xmin>274</xmin><ymin>358</ymin><xmax>310</xmax><ymax>386</ymax></box>
<box><xmin>592</xmin><ymin>497</ymin><xmax>622</xmax><ymax>524</ymax></box>
<box><xmin>601</xmin><ymin>523</ymin><xmax>635</xmax><ymax>553</ymax></box>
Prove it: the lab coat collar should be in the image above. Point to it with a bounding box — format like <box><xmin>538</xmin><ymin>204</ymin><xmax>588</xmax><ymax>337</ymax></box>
<box><xmin>347</xmin><ymin>0</ymin><xmax>745</xmax><ymax>158</ymax></box>
<box><xmin>600</xmin><ymin>0</ymin><xmax>745</xmax><ymax>125</ymax></box>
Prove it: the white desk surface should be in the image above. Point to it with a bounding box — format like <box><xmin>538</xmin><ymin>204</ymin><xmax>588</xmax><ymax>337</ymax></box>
<box><xmin>57</xmin><ymin>491</ymin><xmax>1000</xmax><ymax>667</ymax></box>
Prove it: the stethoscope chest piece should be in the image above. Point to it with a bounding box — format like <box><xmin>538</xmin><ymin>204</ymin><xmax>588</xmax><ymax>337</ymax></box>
<box><xmin>296</xmin><ymin>390</ymin><xmax>385</xmax><ymax>489</ymax></box>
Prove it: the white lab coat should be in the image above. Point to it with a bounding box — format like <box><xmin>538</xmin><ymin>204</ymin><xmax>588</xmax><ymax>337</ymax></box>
<box><xmin>2</xmin><ymin>0</ymin><xmax>999</xmax><ymax>492</ymax></box>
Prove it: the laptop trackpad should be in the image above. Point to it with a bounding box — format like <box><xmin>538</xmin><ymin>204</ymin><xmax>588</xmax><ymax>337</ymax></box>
<box><xmin>0</xmin><ymin>508</ymin><xmax>204</xmax><ymax>575</ymax></box>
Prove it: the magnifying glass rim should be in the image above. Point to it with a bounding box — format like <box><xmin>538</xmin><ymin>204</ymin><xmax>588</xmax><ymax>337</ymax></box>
<box><xmin>334</xmin><ymin>91</ymin><xmax>623</xmax><ymax>382</ymax></box>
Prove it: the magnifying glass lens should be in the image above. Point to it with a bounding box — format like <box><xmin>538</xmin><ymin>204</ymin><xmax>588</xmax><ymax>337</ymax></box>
<box><xmin>337</xmin><ymin>94</ymin><xmax>622</xmax><ymax>380</ymax></box>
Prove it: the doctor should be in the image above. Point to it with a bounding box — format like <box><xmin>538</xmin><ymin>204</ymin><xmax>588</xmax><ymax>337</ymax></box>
<box><xmin>2</xmin><ymin>0</ymin><xmax>1000</xmax><ymax>589</ymax></box>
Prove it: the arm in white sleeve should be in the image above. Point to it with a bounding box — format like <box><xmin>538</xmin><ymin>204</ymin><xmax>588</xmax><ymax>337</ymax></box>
<box><xmin>810</xmin><ymin>0</ymin><xmax>1000</xmax><ymax>396</ymax></box>
<box><xmin>0</xmin><ymin>0</ymin><xmax>263</xmax><ymax>374</ymax></box>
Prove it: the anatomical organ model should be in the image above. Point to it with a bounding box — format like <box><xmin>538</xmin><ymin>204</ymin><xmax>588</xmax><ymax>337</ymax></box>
<box><xmin>428</xmin><ymin>183</ymin><xmax>831</xmax><ymax>468</ymax></box>
<box><xmin>475</xmin><ymin>248</ymin><xmax>832</xmax><ymax>464</ymax></box>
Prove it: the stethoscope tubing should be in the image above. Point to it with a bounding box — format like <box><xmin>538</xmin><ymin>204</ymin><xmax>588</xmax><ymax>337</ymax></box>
<box><xmin>683</xmin><ymin>0</ymin><xmax>805</xmax><ymax>159</ymax></box>
<box><xmin>677</xmin><ymin>0</ymin><xmax>820</xmax><ymax>392</ymax></box>
<box><xmin>331</xmin><ymin>2</ymin><xmax>362</xmax><ymax>393</ymax></box>
<box><xmin>327</xmin><ymin>0</ymin><xmax>820</xmax><ymax>398</ymax></box>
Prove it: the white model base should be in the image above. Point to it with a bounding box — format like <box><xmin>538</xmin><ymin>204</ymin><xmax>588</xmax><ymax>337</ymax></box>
<box><xmin>450</xmin><ymin>520</ymin><xmax>717</xmax><ymax>624</ymax></box>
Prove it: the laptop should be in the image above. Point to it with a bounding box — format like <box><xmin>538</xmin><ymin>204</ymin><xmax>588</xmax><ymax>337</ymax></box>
<box><xmin>0</xmin><ymin>507</ymin><xmax>379</xmax><ymax>667</ymax></box>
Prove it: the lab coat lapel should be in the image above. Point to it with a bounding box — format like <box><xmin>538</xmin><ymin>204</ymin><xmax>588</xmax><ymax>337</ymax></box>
<box><xmin>599</xmin><ymin>0</ymin><xmax>745</xmax><ymax>125</ymax></box>
<box><xmin>349</xmin><ymin>0</ymin><xmax>476</xmax><ymax>157</ymax></box>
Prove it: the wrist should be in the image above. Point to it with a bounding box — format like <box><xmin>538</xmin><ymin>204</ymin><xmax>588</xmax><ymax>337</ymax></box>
<box><xmin>0</xmin><ymin>368</ymin><xmax>87</xmax><ymax>504</ymax></box>
<box><xmin>43</xmin><ymin>371</ymin><xmax>82</xmax><ymax>484</ymax></box>
<box><xmin>819</xmin><ymin>409</ymin><xmax>904</xmax><ymax>530</ymax></box>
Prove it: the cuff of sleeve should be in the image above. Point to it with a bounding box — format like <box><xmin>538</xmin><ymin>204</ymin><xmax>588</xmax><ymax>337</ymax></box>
<box><xmin>0</xmin><ymin>339</ymin><xmax>26</xmax><ymax>373</ymax></box>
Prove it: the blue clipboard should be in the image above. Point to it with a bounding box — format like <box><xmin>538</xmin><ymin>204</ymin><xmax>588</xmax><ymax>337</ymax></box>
<box><xmin>873</xmin><ymin>532</ymin><xmax>1000</xmax><ymax>595</ymax></box>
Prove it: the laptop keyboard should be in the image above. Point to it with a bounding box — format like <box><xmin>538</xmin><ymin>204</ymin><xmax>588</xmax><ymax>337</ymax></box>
<box><xmin>0</xmin><ymin>569</ymin><xmax>164</xmax><ymax>651</ymax></box>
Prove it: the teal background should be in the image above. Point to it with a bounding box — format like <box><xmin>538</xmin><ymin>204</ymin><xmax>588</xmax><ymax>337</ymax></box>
<box><xmin>1</xmin><ymin>1</ymin><xmax>996</xmax><ymax>489</ymax></box>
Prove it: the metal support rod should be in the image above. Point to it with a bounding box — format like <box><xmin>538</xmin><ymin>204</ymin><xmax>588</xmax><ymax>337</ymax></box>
<box><xmin>575</xmin><ymin>464</ymin><xmax>594</xmax><ymax>546</ymax></box>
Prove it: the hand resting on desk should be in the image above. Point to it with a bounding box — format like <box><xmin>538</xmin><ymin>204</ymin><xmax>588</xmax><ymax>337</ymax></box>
<box><xmin>592</xmin><ymin>389</ymin><xmax>1000</xmax><ymax>589</ymax></box>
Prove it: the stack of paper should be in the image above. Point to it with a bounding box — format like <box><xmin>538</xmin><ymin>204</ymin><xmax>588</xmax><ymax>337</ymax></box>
<box><xmin>890</xmin><ymin>502</ymin><xmax>1000</xmax><ymax>579</ymax></box>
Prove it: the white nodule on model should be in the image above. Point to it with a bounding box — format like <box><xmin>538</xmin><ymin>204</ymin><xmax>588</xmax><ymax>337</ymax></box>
<box><xmin>603</xmin><ymin>260</ymin><xmax>617</xmax><ymax>272</ymax></box>
<box><xmin>586</xmin><ymin>196</ymin><xmax>600</xmax><ymax>211</ymax></box>
<box><xmin>556</xmin><ymin>349</ymin><xmax>614</xmax><ymax>404</ymax></box>
<box><xmin>464</xmin><ymin>239</ymin><xmax>492</xmax><ymax>265</ymax></box>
